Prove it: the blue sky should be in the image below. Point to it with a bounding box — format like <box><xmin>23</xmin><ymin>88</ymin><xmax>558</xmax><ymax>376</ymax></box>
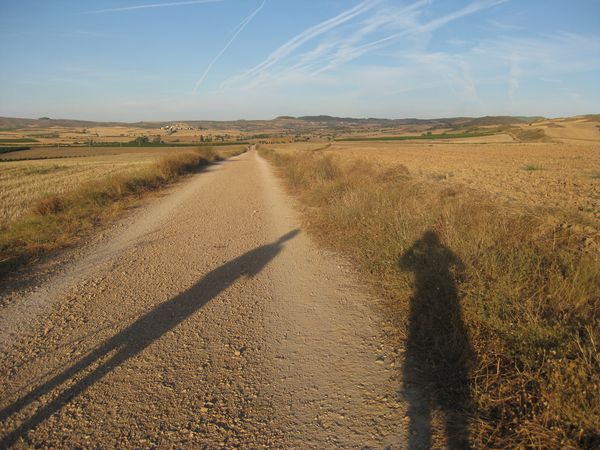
<box><xmin>0</xmin><ymin>0</ymin><xmax>599</xmax><ymax>121</ymax></box>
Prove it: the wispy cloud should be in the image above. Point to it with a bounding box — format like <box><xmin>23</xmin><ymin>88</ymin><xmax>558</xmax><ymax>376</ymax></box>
<box><xmin>84</xmin><ymin>0</ymin><xmax>222</xmax><ymax>15</ymax></box>
<box><xmin>472</xmin><ymin>32</ymin><xmax>600</xmax><ymax>104</ymax></box>
<box><xmin>486</xmin><ymin>18</ymin><xmax>524</xmax><ymax>31</ymax></box>
<box><xmin>223</xmin><ymin>0</ymin><xmax>506</xmax><ymax>91</ymax></box>
<box><xmin>212</xmin><ymin>0</ymin><xmax>600</xmax><ymax>115</ymax></box>
<box><xmin>193</xmin><ymin>0</ymin><xmax>266</xmax><ymax>92</ymax></box>
<box><xmin>222</xmin><ymin>0</ymin><xmax>381</xmax><ymax>88</ymax></box>
<box><xmin>418</xmin><ymin>0</ymin><xmax>506</xmax><ymax>32</ymax></box>
<box><xmin>508</xmin><ymin>52</ymin><xmax>520</xmax><ymax>102</ymax></box>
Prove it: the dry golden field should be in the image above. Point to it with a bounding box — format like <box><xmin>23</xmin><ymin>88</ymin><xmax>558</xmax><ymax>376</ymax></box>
<box><xmin>0</xmin><ymin>145</ymin><xmax>244</xmax><ymax>275</ymax></box>
<box><xmin>0</xmin><ymin>146</ymin><xmax>242</xmax><ymax>228</ymax></box>
<box><xmin>0</xmin><ymin>123</ymin><xmax>249</xmax><ymax>146</ymax></box>
<box><xmin>259</xmin><ymin>140</ymin><xmax>600</xmax><ymax>447</ymax></box>
<box><xmin>271</xmin><ymin>140</ymin><xmax>600</xmax><ymax>224</ymax></box>
<box><xmin>534</xmin><ymin>117</ymin><xmax>600</xmax><ymax>143</ymax></box>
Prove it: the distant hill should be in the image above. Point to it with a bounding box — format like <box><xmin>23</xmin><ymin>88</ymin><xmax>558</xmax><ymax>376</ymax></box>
<box><xmin>280</xmin><ymin>115</ymin><xmax>542</xmax><ymax>128</ymax></box>
<box><xmin>0</xmin><ymin>117</ymin><xmax>166</xmax><ymax>130</ymax></box>
<box><xmin>0</xmin><ymin>114</ymin><xmax>544</xmax><ymax>132</ymax></box>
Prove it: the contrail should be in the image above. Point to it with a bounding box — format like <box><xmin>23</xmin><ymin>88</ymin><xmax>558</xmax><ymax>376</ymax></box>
<box><xmin>313</xmin><ymin>0</ymin><xmax>506</xmax><ymax>75</ymax></box>
<box><xmin>84</xmin><ymin>0</ymin><xmax>223</xmax><ymax>14</ymax></box>
<box><xmin>193</xmin><ymin>0</ymin><xmax>266</xmax><ymax>92</ymax></box>
<box><xmin>223</xmin><ymin>0</ymin><xmax>379</xmax><ymax>87</ymax></box>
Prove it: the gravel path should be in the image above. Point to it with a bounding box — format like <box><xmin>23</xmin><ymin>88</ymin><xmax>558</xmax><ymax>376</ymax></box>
<box><xmin>0</xmin><ymin>149</ymin><xmax>408</xmax><ymax>448</ymax></box>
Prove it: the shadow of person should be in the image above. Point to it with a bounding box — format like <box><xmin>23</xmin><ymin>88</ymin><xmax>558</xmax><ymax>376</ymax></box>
<box><xmin>399</xmin><ymin>230</ymin><xmax>473</xmax><ymax>449</ymax></box>
<box><xmin>0</xmin><ymin>229</ymin><xmax>300</xmax><ymax>447</ymax></box>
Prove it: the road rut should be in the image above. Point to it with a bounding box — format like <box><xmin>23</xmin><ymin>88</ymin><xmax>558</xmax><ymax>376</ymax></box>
<box><xmin>0</xmin><ymin>149</ymin><xmax>406</xmax><ymax>447</ymax></box>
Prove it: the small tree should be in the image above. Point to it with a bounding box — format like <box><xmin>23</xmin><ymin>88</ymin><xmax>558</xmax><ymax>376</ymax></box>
<box><xmin>134</xmin><ymin>136</ymin><xmax>150</xmax><ymax>146</ymax></box>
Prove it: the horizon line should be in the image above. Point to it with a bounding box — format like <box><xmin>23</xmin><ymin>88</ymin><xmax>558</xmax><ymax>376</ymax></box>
<box><xmin>5</xmin><ymin>113</ymin><xmax>600</xmax><ymax>125</ymax></box>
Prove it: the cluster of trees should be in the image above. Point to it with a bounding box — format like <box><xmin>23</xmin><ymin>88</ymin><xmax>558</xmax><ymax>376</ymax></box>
<box><xmin>199</xmin><ymin>134</ymin><xmax>228</xmax><ymax>142</ymax></box>
<box><xmin>132</xmin><ymin>136</ymin><xmax>162</xmax><ymax>145</ymax></box>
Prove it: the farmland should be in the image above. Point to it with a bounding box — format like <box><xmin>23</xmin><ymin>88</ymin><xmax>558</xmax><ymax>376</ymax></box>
<box><xmin>0</xmin><ymin>146</ymin><xmax>242</xmax><ymax>227</ymax></box>
<box><xmin>293</xmin><ymin>141</ymin><xmax>600</xmax><ymax>221</ymax></box>
<box><xmin>259</xmin><ymin>134</ymin><xmax>599</xmax><ymax>447</ymax></box>
<box><xmin>1</xmin><ymin>0</ymin><xmax>598</xmax><ymax>447</ymax></box>
<box><xmin>0</xmin><ymin>145</ymin><xmax>245</xmax><ymax>274</ymax></box>
<box><xmin>1</xmin><ymin>115</ymin><xmax>599</xmax><ymax>448</ymax></box>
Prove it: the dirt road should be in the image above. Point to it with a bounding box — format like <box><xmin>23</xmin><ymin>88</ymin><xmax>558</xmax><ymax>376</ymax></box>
<box><xmin>0</xmin><ymin>149</ymin><xmax>407</xmax><ymax>447</ymax></box>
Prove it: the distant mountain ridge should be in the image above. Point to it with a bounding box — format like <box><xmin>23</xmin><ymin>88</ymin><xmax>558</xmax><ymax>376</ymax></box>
<box><xmin>283</xmin><ymin>115</ymin><xmax>544</xmax><ymax>127</ymax></box>
<box><xmin>0</xmin><ymin>117</ymin><xmax>165</xmax><ymax>130</ymax></box>
<box><xmin>0</xmin><ymin>114</ymin><xmax>545</xmax><ymax>131</ymax></box>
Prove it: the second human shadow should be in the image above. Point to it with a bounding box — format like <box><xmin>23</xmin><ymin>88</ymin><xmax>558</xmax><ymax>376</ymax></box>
<box><xmin>0</xmin><ymin>229</ymin><xmax>299</xmax><ymax>447</ymax></box>
<box><xmin>400</xmin><ymin>230</ymin><xmax>474</xmax><ymax>449</ymax></box>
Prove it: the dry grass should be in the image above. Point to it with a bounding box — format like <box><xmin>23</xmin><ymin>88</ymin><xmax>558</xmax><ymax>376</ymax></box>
<box><xmin>0</xmin><ymin>145</ymin><xmax>244</xmax><ymax>227</ymax></box>
<box><xmin>304</xmin><ymin>141</ymin><xmax>600</xmax><ymax>221</ymax></box>
<box><xmin>260</xmin><ymin>146</ymin><xmax>599</xmax><ymax>448</ymax></box>
<box><xmin>0</xmin><ymin>146</ymin><xmax>244</xmax><ymax>276</ymax></box>
<box><xmin>0</xmin><ymin>156</ymin><xmax>151</xmax><ymax>227</ymax></box>
<box><xmin>0</xmin><ymin>145</ymin><xmax>201</xmax><ymax>160</ymax></box>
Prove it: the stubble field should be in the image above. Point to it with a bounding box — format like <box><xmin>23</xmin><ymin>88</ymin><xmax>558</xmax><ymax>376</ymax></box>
<box><xmin>260</xmin><ymin>138</ymin><xmax>599</xmax><ymax>447</ymax></box>
<box><xmin>0</xmin><ymin>145</ymin><xmax>245</xmax><ymax>274</ymax></box>
<box><xmin>275</xmin><ymin>141</ymin><xmax>600</xmax><ymax>223</ymax></box>
<box><xmin>0</xmin><ymin>146</ymin><xmax>244</xmax><ymax>228</ymax></box>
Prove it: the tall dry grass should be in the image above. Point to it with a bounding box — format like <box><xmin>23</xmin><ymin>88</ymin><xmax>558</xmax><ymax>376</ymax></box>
<box><xmin>260</xmin><ymin>147</ymin><xmax>599</xmax><ymax>448</ymax></box>
<box><xmin>0</xmin><ymin>147</ymin><xmax>236</xmax><ymax>276</ymax></box>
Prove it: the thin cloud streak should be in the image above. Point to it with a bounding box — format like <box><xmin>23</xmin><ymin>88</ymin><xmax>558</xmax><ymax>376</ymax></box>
<box><xmin>223</xmin><ymin>0</ymin><xmax>380</xmax><ymax>88</ymax></box>
<box><xmin>486</xmin><ymin>18</ymin><xmax>524</xmax><ymax>31</ymax></box>
<box><xmin>193</xmin><ymin>0</ymin><xmax>266</xmax><ymax>92</ymax></box>
<box><xmin>417</xmin><ymin>0</ymin><xmax>507</xmax><ymax>32</ymax></box>
<box><xmin>323</xmin><ymin>0</ymin><xmax>506</xmax><ymax>72</ymax></box>
<box><xmin>224</xmin><ymin>0</ymin><xmax>506</xmax><ymax>91</ymax></box>
<box><xmin>84</xmin><ymin>0</ymin><xmax>222</xmax><ymax>15</ymax></box>
<box><xmin>308</xmin><ymin>0</ymin><xmax>428</xmax><ymax>76</ymax></box>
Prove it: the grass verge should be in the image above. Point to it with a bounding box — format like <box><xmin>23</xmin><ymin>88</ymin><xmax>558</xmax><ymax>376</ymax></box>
<box><xmin>0</xmin><ymin>147</ymin><xmax>242</xmax><ymax>277</ymax></box>
<box><xmin>260</xmin><ymin>146</ymin><xmax>599</xmax><ymax>448</ymax></box>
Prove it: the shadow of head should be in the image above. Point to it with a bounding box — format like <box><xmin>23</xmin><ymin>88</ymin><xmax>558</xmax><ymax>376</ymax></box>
<box><xmin>421</xmin><ymin>229</ymin><xmax>439</xmax><ymax>246</ymax></box>
<box><xmin>276</xmin><ymin>229</ymin><xmax>300</xmax><ymax>245</ymax></box>
<box><xmin>400</xmin><ymin>230</ymin><xmax>463</xmax><ymax>274</ymax></box>
<box><xmin>400</xmin><ymin>229</ymin><xmax>470</xmax><ymax>364</ymax></box>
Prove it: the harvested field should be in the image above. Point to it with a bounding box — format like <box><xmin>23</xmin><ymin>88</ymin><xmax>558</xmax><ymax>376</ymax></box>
<box><xmin>0</xmin><ymin>147</ymin><xmax>223</xmax><ymax>227</ymax></box>
<box><xmin>277</xmin><ymin>141</ymin><xmax>600</xmax><ymax>222</ymax></box>
<box><xmin>259</xmin><ymin>143</ymin><xmax>600</xmax><ymax>448</ymax></box>
<box><xmin>0</xmin><ymin>145</ymin><xmax>245</xmax><ymax>227</ymax></box>
<box><xmin>0</xmin><ymin>146</ymin><xmax>244</xmax><ymax>275</ymax></box>
<box><xmin>0</xmin><ymin>144</ymin><xmax>245</xmax><ymax>161</ymax></box>
<box><xmin>536</xmin><ymin>117</ymin><xmax>600</xmax><ymax>143</ymax></box>
<box><xmin>1</xmin><ymin>155</ymin><xmax>150</xmax><ymax>227</ymax></box>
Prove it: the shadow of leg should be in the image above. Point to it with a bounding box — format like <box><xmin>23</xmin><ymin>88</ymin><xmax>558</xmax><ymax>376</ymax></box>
<box><xmin>445</xmin><ymin>409</ymin><xmax>471</xmax><ymax>450</ymax></box>
<box><xmin>1</xmin><ymin>347</ymin><xmax>130</xmax><ymax>448</ymax></box>
<box><xmin>0</xmin><ymin>338</ymin><xmax>118</xmax><ymax>423</ymax></box>
<box><xmin>406</xmin><ymin>383</ymin><xmax>432</xmax><ymax>450</ymax></box>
